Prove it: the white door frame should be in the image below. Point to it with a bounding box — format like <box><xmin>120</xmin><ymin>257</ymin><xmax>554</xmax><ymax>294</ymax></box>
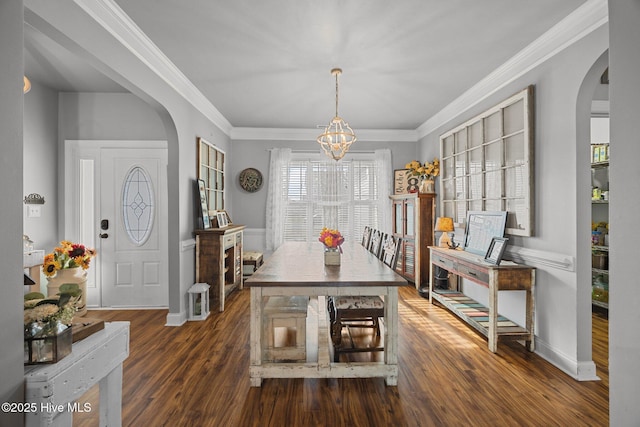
<box><xmin>63</xmin><ymin>140</ymin><xmax>168</xmax><ymax>308</ymax></box>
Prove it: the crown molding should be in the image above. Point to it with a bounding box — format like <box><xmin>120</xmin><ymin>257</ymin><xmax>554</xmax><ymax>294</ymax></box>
<box><xmin>230</xmin><ymin>127</ymin><xmax>418</xmax><ymax>142</ymax></box>
<box><xmin>417</xmin><ymin>0</ymin><xmax>608</xmax><ymax>139</ymax></box>
<box><xmin>74</xmin><ymin>0</ymin><xmax>233</xmax><ymax>136</ymax></box>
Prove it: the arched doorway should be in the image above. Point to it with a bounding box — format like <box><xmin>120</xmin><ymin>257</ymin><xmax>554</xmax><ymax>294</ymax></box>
<box><xmin>576</xmin><ymin>49</ymin><xmax>609</xmax><ymax>379</ymax></box>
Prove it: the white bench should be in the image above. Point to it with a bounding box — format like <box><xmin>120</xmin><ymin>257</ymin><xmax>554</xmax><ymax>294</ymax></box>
<box><xmin>263</xmin><ymin>296</ymin><xmax>309</xmax><ymax>362</ymax></box>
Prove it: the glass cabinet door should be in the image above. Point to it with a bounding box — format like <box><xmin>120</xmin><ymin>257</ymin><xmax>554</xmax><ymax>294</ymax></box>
<box><xmin>405</xmin><ymin>200</ymin><xmax>415</xmax><ymax>237</ymax></box>
<box><xmin>394</xmin><ymin>201</ymin><xmax>404</xmax><ymax>234</ymax></box>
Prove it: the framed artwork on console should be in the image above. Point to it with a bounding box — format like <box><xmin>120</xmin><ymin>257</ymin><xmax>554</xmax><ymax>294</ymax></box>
<box><xmin>485</xmin><ymin>237</ymin><xmax>509</xmax><ymax>265</ymax></box>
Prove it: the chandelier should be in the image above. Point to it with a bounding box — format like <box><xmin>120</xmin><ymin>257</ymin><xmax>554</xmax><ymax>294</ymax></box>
<box><xmin>317</xmin><ymin>68</ymin><xmax>356</xmax><ymax>161</ymax></box>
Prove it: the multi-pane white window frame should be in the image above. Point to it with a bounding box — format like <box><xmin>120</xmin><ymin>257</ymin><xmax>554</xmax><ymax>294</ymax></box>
<box><xmin>439</xmin><ymin>86</ymin><xmax>534</xmax><ymax>236</ymax></box>
<box><xmin>197</xmin><ymin>137</ymin><xmax>225</xmax><ymax>213</ymax></box>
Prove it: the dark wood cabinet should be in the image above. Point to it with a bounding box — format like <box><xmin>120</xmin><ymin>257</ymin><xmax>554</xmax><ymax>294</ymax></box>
<box><xmin>194</xmin><ymin>225</ymin><xmax>245</xmax><ymax>312</ymax></box>
<box><xmin>390</xmin><ymin>193</ymin><xmax>435</xmax><ymax>290</ymax></box>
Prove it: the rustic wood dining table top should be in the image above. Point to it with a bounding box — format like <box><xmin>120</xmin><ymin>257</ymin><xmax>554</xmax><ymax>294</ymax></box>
<box><xmin>244</xmin><ymin>242</ymin><xmax>408</xmax><ymax>288</ymax></box>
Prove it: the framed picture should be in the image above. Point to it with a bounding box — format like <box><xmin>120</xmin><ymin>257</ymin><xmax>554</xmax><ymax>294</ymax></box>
<box><xmin>196</xmin><ymin>179</ymin><xmax>211</xmax><ymax>229</ymax></box>
<box><xmin>484</xmin><ymin>237</ymin><xmax>509</xmax><ymax>265</ymax></box>
<box><xmin>463</xmin><ymin>211</ymin><xmax>508</xmax><ymax>256</ymax></box>
<box><xmin>394</xmin><ymin>169</ymin><xmax>419</xmax><ymax>194</ymax></box>
<box><xmin>215</xmin><ymin>211</ymin><xmax>228</xmax><ymax>228</ymax></box>
<box><xmin>221</xmin><ymin>210</ymin><xmax>232</xmax><ymax>225</ymax></box>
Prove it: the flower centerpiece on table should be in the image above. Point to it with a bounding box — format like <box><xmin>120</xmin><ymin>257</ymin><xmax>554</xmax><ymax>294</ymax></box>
<box><xmin>43</xmin><ymin>240</ymin><xmax>97</xmax><ymax>278</ymax></box>
<box><xmin>319</xmin><ymin>228</ymin><xmax>344</xmax><ymax>266</ymax></box>
<box><xmin>319</xmin><ymin>227</ymin><xmax>345</xmax><ymax>253</ymax></box>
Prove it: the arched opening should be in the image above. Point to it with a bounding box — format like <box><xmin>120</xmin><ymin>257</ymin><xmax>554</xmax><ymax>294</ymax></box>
<box><xmin>576</xmin><ymin>49</ymin><xmax>609</xmax><ymax>378</ymax></box>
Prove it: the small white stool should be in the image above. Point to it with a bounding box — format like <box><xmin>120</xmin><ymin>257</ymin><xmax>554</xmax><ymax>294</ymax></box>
<box><xmin>188</xmin><ymin>283</ymin><xmax>210</xmax><ymax>321</ymax></box>
<box><xmin>263</xmin><ymin>296</ymin><xmax>309</xmax><ymax>361</ymax></box>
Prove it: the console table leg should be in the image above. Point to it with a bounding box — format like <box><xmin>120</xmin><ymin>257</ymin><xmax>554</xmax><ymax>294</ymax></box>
<box><xmin>488</xmin><ymin>272</ymin><xmax>498</xmax><ymax>353</ymax></box>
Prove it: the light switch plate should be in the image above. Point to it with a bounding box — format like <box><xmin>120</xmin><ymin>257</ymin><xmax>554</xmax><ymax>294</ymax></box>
<box><xmin>27</xmin><ymin>205</ymin><xmax>41</xmax><ymax>218</ymax></box>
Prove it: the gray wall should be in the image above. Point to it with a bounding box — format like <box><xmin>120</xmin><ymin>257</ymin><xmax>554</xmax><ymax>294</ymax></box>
<box><xmin>0</xmin><ymin>2</ymin><xmax>25</xmax><ymax>426</ymax></box>
<box><xmin>418</xmin><ymin>25</ymin><xmax>609</xmax><ymax>378</ymax></box>
<box><xmin>23</xmin><ymin>82</ymin><xmax>59</xmax><ymax>254</ymax></box>
<box><xmin>609</xmin><ymin>1</ymin><xmax>640</xmax><ymax>423</ymax></box>
<box><xmin>230</xmin><ymin>138</ymin><xmax>417</xmax><ymax>230</ymax></box>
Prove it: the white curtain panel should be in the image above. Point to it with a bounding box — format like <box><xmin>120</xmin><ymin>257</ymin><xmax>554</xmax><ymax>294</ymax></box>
<box><xmin>375</xmin><ymin>148</ymin><xmax>393</xmax><ymax>233</ymax></box>
<box><xmin>265</xmin><ymin>148</ymin><xmax>291</xmax><ymax>250</ymax></box>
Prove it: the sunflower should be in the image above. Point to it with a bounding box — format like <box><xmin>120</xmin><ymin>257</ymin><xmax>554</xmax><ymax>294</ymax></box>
<box><xmin>75</xmin><ymin>256</ymin><xmax>90</xmax><ymax>270</ymax></box>
<box><xmin>405</xmin><ymin>158</ymin><xmax>440</xmax><ymax>179</ymax></box>
<box><xmin>43</xmin><ymin>258</ymin><xmax>61</xmax><ymax>277</ymax></box>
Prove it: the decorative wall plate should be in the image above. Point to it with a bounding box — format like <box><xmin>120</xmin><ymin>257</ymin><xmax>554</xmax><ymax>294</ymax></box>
<box><xmin>239</xmin><ymin>167</ymin><xmax>263</xmax><ymax>192</ymax></box>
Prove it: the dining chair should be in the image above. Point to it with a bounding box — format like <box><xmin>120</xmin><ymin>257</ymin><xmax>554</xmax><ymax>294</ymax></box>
<box><xmin>328</xmin><ymin>237</ymin><xmax>398</xmax><ymax>362</ymax></box>
<box><xmin>328</xmin><ymin>295</ymin><xmax>384</xmax><ymax>362</ymax></box>
<box><xmin>380</xmin><ymin>235</ymin><xmax>402</xmax><ymax>270</ymax></box>
<box><xmin>361</xmin><ymin>226</ymin><xmax>372</xmax><ymax>248</ymax></box>
<box><xmin>368</xmin><ymin>229</ymin><xmax>383</xmax><ymax>258</ymax></box>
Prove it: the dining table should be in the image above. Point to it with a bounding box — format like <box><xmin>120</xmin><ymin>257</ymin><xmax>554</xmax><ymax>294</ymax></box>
<box><xmin>244</xmin><ymin>241</ymin><xmax>408</xmax><ymax>387</ymax></box>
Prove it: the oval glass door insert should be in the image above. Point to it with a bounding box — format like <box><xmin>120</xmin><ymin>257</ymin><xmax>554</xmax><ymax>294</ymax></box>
<box><xmin>122</xmin><ymin>166</ymin><xmax>155</xmax><ymax>245</ymax></box>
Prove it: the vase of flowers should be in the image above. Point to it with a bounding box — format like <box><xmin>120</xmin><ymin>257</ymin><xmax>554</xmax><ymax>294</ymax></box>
<box><xmin>319</xmin><ymin>228</ymin><xmax>344</xmax><ymax>266</ymax></box>
<box><xmin>43</xmin><ymin>240</ymin><xmax>97</xmax><ymax>317</ymax></box>
<box><xmin>24</xmin><ymin>283</ymin><xmax>81</xmax><ymax>364</ymax></box>
<box><xmin>405</xmin><ymin>158</ymin><xmax>440</xmax><ymax>193</ymax></box>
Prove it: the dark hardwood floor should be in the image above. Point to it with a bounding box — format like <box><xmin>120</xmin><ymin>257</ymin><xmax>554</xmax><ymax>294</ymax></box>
<box><xmin>73</xmin><ymin>286</ymin><xmax>608</xmax><ymax>427</ymax></box>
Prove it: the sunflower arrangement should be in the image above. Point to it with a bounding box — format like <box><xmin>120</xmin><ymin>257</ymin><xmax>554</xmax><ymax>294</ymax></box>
<box><xmin>43</xmin><ymin>240</ymin><xmax>97</xmax><ymax>278</ymax></box>
<box><xmin>405</xmin><ymin>158</ymin><xmax>440</xmax><ymax>180</ymax></box>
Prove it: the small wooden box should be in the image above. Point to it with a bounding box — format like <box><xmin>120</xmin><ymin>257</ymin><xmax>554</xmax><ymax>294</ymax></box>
<box><xmin>24</xmin><ymin>327</ymin><xmax>72</xmax><ymax>365</ymax></box>
<box><xmin>71</xmin><ymin>318</ymin><xmax>105</xmax><ymax>343</ymax></box>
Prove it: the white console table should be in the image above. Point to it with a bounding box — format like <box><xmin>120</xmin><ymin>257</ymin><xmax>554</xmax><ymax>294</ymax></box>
<box><xmin>24</xmin><ymin>321</ymin><xmax>130</xmax><ymax>427</ymax></box>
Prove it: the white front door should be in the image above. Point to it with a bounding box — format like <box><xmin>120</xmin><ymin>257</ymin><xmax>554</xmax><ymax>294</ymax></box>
<box><xmin>65</xmin><ymin>141</ymin><xmax>168</xmax><ymax>308</ymax></box>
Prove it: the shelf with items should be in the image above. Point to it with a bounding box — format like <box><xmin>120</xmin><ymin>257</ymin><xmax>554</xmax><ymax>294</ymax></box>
<box><xmin>591</xmin><ymin>236</ymin><xmax>609</xmax><ymax>309</ymax></box>
<box><xmin>591</xmin><ymin>270</ymin><xmax>609</xmax><ymax>309</ymax></box>
<box><xmin>591</xmin><ymin>145</ymin><xmax>609</xmax><ymax>206</ymax></box>
<box><xmin>591</xmin><ymin>147</ymin><xmax>609</xmax><ymax>309</ymax></box>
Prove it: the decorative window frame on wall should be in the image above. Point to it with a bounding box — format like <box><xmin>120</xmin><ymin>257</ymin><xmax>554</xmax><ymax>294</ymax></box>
<box><xmin>439</xmin><ymin>86</ymin><xmax>534</xmax><ymax>236</ymax></box>
<box><xmin>197</xmin><ymin>137</ymin><xmax>225</xmax><ymax>214</ymax></box>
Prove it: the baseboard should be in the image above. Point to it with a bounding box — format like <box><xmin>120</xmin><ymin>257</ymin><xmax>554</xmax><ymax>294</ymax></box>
<box><xmin>535</xmin><ymin>338</ymin><xmax>600</xmax><ymax>381</ymax></box>
<box><xmin>165</xmin><ymin>312</ymin><xmax>186</xmax><ymax>327</ymax></box>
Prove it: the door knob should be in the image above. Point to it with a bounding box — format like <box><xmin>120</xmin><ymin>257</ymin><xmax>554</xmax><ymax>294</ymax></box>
<box><xmin>100</xmin><ymin>233</ymin><xmax>109</xmax><ymax>238</ymax></box>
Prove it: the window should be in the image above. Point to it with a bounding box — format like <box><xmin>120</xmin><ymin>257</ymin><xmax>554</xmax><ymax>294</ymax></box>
<box><xmin>439</xmin><ymin>86</ymin><xmax>534</xmax><ymax>236</ymax></box>
<box><xmin>281</xmin><ymin>154</ymin><xmax>383</xmax><ymax>244</ymax></box>
<box><xmin>197</xmin><ymin>137</ymin><xmax>225</xmax><ymax>213</ymax></box>
<box><xmin>122</xmin><ymin>166</ymin><xmax>155</xmax><ymax>245</ymax></box>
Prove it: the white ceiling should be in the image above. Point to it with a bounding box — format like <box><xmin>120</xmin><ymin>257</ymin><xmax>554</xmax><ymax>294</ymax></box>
<box><xmin>24</xmin><ymin>0</ymin><xmax>588</xmax><ymax>131</ymax></box>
